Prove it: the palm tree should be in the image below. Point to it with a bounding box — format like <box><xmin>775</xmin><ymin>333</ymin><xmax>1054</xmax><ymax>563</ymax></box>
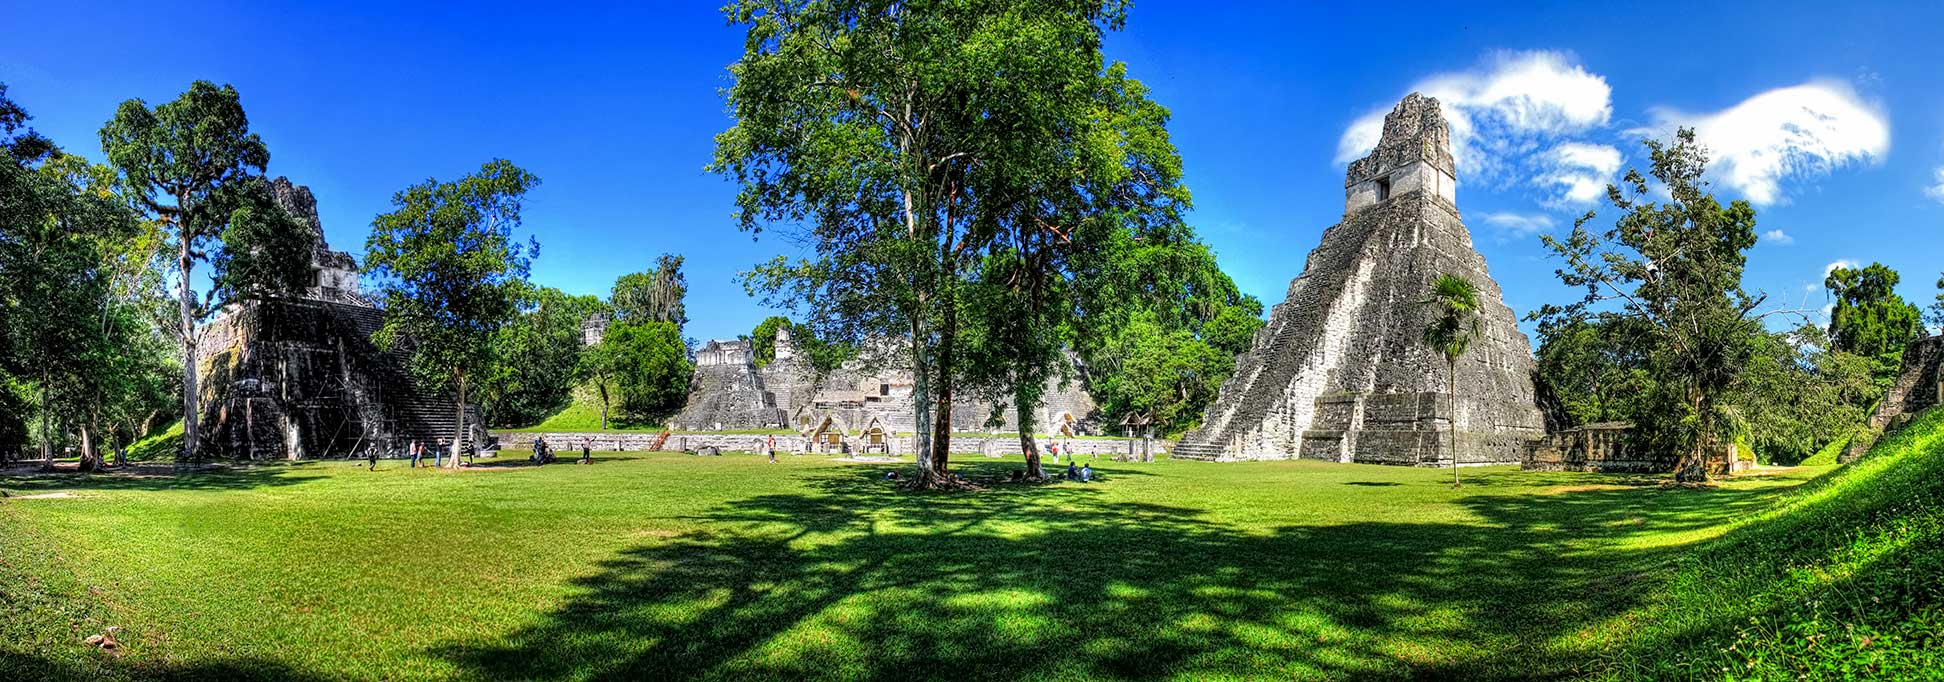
<box><xmin>1421</xmin><ymin>273</ymin><xmax>1482</xmax><ymax>487</ymax></box>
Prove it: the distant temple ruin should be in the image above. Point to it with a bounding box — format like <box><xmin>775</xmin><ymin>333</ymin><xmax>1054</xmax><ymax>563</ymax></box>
<box><xmin>1172</xmin><ymin>93</ymin><xmax>1545</xmax><ymax>465</ymax></box>
<box><xmin>197</xmin><ymin>178</ymin><xmax>475</xmax><ymax>459</ymax></box>
<box><xmin>662</xmin><ymin>326</ymin><xmax>1100</xmax><ymax>449</ymax></box>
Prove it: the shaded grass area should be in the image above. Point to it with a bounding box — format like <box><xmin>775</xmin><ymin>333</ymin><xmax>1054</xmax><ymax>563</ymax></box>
<box><xmin>0</xmin><ymin>443</ymin><xmax>1881</xmax><ymax>680</ymax></box>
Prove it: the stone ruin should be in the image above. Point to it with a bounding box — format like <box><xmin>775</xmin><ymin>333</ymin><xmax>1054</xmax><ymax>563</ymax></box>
<box><xmin>197</xmin><ymin>178</ymin><xmax>477</xmax><ymax>459</ymax></box>
<box><xmin>1172</xmin><ymin>93</ymin><xmax>1545</xmax><ymax>465</ymax></box>
<box><xmin>664</xmin><ymin>325</ymin><xmax>1101</xmax><ymax>449</ymax></box>
<box><xmin>1845</xmin><ymin>333</ymin><xmax>1943</xmax><ymax>462</ymax></box>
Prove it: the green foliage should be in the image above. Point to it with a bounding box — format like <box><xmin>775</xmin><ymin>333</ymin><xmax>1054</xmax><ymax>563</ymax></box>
<box><xmin>2</xmin><ymin>83</ymin><xmax>175</xmax><ymax>465</ymax></box>
<box><xmin>1825</xmin><ymin>262</ymin><xmax>1923</xmax><ymax>384</ymax></box>
<box><xmin>363</xmin><ymin>159</ymin><xmax>539</xmax><ymax>450</ymax></box>
<box><xmin>1073</xmin><ymin>231</ymin><xmax>1263</xmax><ymax>436</ymax></box>
<box><xmin>483</xmin><ymin>284</ymin><xmax>605</xmax><ymax>428</ymax></box>
<box><xmin>1420</xmin><ymin>273</ymin><xmax>1481</xmax><ymax>365</ymax></box>
<box><xmin>1533</xmin><ymin>317</ymin><xmax>1657</xmax><ymax>426</ymax></box>
<box><xmin>609</xmin><ymin>253</ymin><xmax>687</xmax><ymax>328</ymax></box>
<box><xmin>602</xmin><ymin>321</ymin><xmax>693</xmax><ymax>422</ymax></box>
<box><xmin>1734</xmin><ymin>325</ymin><xmax>1876</xmax><ymax>465</ymax></box>
<box><xmin>714</xmin><ymin>0</ymin><xmax>1177</xmax><ymax>481</ymax></box>
<box><xmin>749</xmin><ymin>315</ymin><xmax>851</xmax><ymax>373</ymax></box>
<box><xmin>1929</xmin><ymin>271</ymin><xmax>1944</xmax><ymax>333</ymax></box>
<box><xmin>504</xmin><ymin>387</ymin><xmax>663</xmax><ymax>432</ymax></box>
<box><xmin>1533</xmin><ymin>129</ymin><xmax>1782</xmax><ymax>481</ymax></box>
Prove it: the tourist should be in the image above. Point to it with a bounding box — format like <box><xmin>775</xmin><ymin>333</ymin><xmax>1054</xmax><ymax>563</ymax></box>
<box><xmin>1049</xmin><ymin>442</ymin><xmax>1059</xmax><ymax>465</ymax></box>
<box><xmin>1066</xmin><ymin>461</ymin><xmax>1078</xmax><ymax>480</ymax></box>
<box><xmin>365</xmin><ymin>444</ymin><xmax>378</xmax><ymax>471</ymax></box>
<box><xmin>884</xmin><ymin>469</ymin><xmax>900</xmax><ymax>481</ymax></box>
<box><xmin>1080</xmin><ymin>463</ymin><xmax>1093</xmax><ymax>483</ymax></box>
<box><xmin>435</xmin><ymin>439</ymin><xmax>446</xmax><ymax>468</ymax></box>
<box><xmin>409</xmin><ymin>440</ymin><xmax>421</xmax><ymax>468</ymax></box>
<box><xmin>767</xmin><ymin>434</ymin><xmax>777</xmax><ymax>464</ymax></box>
<box><xmin>580</xmin><ymin>439</ymin><xmax>591</xmax><ymax>465</ymax></box>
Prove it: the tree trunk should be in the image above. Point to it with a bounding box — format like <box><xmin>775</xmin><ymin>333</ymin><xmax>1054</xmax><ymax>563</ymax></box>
<box><xmin>1448</xmin><ymin>357</ymin><xmax>1459</xmax><ymax>488</ymax></box>
<box><xmin>39</xmin><ymin>381</ymin><xmax>51</xmax><ymax>462</ymax></box>
<box><xmin>78</xmin><ymin>424</ymin><xmax>98</xmax><ymax>473</ymax></box>
<box><xmin>178</xmin><ymin>224</ymin><xmax>200</xmax><ymax>461</ymax></box>
<box><xmin>598</xmin><ymin>383</ymin><xmax>609</xmax><ymax>431</ymax></box>
<box><xmin>1016</xmin><ymin>392</ymin><xmax>1043</xmax><ymax>480</ymax></box>
<box><xmin>927</xmin><ymin>268</ymin><xmax>960</xmax><ymax>486</ymax></box>
<box><xmin>450</xmin><ymin>373</ymin><xmax>467</xmax><ymax>468</ymax></box>
<box><xmin>909</xmin><ymin>309</ymin><xmax>934</xmax><ymax>481</ymax></box>
<box><xmin>1673</xmin><ymin>392</ymin><xmax>1710</xmax><ymax>483</ymax></box>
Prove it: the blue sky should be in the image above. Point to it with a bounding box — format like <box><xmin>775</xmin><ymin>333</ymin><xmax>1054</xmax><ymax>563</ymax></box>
<box><xmin>5</xmin><ymin>1</ymin><xmax>1942</xmax><ymax>344</ymax></box>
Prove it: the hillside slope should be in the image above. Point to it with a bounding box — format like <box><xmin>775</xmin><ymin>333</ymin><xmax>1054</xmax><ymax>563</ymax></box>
<box><xmin>1593</xmin><ymin>408</ymin><xmax>1944</xmax><ymax>679</ymax></box>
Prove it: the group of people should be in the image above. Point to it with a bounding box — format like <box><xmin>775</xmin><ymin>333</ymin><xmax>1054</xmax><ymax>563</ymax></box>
<box><xmin>529</xmin><ymin>437</ymin><xmax>592</xmax><ymax>466</ymax></box>
<box><xmin>362</xmin><ymin>438</ymin><xmax>478</xmax><ymax>470</ymax></box>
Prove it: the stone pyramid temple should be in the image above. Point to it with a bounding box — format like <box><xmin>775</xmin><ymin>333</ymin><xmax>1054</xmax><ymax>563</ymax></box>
<box><xmin>1172</xmin><ymin>93</ymin><xmax>1544</xmax><ymax>465</ymax></box>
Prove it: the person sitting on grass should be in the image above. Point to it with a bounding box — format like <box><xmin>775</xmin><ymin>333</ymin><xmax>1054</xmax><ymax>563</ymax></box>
<box><xmin>884</xmin><ymin>469</ymin><xmax>900</xmax><ymax>481</ymax></box>
<box><xmin>1080</xmin><ymin>463</ymin><xmax>1093</xmax><ymax>483</ymax></box>
<box><xmin>1066</xmin><ymin>461</ymin><xmax>1078</xmax><ymax>480</ymax></box>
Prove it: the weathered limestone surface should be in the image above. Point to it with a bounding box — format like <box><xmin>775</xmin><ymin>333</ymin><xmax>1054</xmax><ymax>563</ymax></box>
<box><xmin>1845</xmin><ymin>334</ymin><xmax>1943</xmax><ymax>462</ymax></box>
<box><xmin>663</xmin><ymin>326</ymin><xmax>1101</xmax><ymax>437</ymax></box>
<box><xmin>198</xmin><ymin>178</ymin><xmax>473</xmax><ymax>459</ymax></box>
<box><xmin>1173</xmin><ymin>94</ymin><xmax>1544</xmax><ymax>465</ymax></box>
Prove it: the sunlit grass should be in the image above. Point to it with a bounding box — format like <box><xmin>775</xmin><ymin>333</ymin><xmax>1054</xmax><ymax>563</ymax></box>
<box><xmin>0</xmin><ymin>423</ymin><xmax>1933</xmax><ymax>680</ymax></box>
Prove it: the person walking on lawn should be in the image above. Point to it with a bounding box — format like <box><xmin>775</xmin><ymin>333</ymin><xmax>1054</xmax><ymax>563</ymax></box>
<box><xmin>767</xmin><ymin>435</ymin><xmax>778</xmax><ymax>464</ymax></box>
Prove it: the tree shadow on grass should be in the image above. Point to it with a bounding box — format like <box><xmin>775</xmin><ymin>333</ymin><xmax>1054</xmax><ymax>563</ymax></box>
<box><xmin>443</xmin><ymin>467</ymin><xmax>1806</xmax><ymax>681</ymax></box>
<box><xmin>0</xmin><ymin>462</ymin><xmax>326</xmax><ymax>495</ymax></box>
<box><xmin>0</xmin><ymin>650</ymin><xmax>336</xmax><ymax>682</ymax></box>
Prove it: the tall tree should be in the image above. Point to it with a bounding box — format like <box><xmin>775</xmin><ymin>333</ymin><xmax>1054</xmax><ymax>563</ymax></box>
<box><xmin>1824</xmin><ymin>262</ymin><xmax>1922</xmax><ymax>383</ymax></box>
<box><xmin>364</xmin><ymin>160</ymin><xmax>539</xmax><ymax>465</ymax></box>
<box><xmin>1421</xmin><ymin>273</ymin><xmax>1481</xmax><ymax>488</ymax></box>
<box><xmin>1532</xmin><ymin>129</ymin><xmax>1801</xmax><ymax>482</ymax></box>
<box><xmin>716</xmin><ymin>0</ymin><xmax>1166</xmax><ymax>486</ymax></box>
<box><xmin>610</xmin><ymin>254</ymin><xmax>688</xmax><ymax>328</ymax></box>
<box><xmin>98</xmin><ymin>81</ymin><xmax>312</xmax><ymax>460</ymax></box>
<box><xmin>484</xmin><ymin>284</ymin><xmax>605</xmax><ymax>427</ymax></box>
<box><xmin>604</xmin><ymin>321</ymin><xmax>693</xmax><ymax>423</ymax></box>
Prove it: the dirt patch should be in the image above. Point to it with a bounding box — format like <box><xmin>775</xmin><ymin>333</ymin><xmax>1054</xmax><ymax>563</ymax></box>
<box><xmin>9</xmin><ymin>492</ymin><xmax>79</xmax><ymax>500</ymax></box>
<box><xmin>1538</xmin><ymin>484</ymin><xmax>1629</xmax><ymax>495</ymax></box>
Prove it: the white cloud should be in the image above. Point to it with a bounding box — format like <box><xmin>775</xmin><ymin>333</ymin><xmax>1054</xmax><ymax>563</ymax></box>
<box><xmin>1539</xmin><ymin>142</ymin><xmax>1623</xmax><ymax>205</ymax></box>
<box><xmin>1824</xmin><ymin>259</ymin><xmax>1858</xmax><ymax>277</ymax></box>
<box><xmin>1335</xmin><ymin>50</ymin><xmax>1613</xmax><ymax>177</ymax></box>
<box><xmin>1481</xmin><ymin>211</ymin><xmax>1556</xmax><ymax>240</ymax></box>
<box><xmin>1926</xmin><ymin>166</ymin><xmax>1944</xmax><ymax>204</ymax></box>
<box><xmin>1642</xmin><ymin>81</ymin><xmax>1889</xmax><ymax>205</ymax></box>
<box><xmin>1762</xmin><ymin>229</ymin><xmax>1794</xmax><ymax>245</ymax></box>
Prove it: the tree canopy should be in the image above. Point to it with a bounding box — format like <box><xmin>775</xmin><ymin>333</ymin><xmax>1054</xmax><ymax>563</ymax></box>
<box><xmin>364</xmin><ymin>159</ymin><xmax>539</xmax><ymax>463</ymax></box>
<box><xmin>1824</xmin><ymin>262</ymin><xmax>1922</xmax><ymax>383</ymax></box>
<box><xmin>98</xmin><ymin>81</ymin><xmax>314</xmax><ymax>459</ymax></box>
<box><xmin>1531</xmin><ymin>129</ymin><xmax>1796</xmax><ymax>482</ymax></box>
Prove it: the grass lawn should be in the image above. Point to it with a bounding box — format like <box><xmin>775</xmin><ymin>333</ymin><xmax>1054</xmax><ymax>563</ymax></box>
<box><xmin>0</xmin><ymin>433</ymin><xmax>1933</xmax><ymax>680</ymax></box>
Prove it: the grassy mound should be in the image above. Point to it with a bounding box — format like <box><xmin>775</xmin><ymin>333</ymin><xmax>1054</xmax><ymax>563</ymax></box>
<box><xmin>122</xmin><ymin>422</ymin><xmax>182</xmax><ymax>462</ymax></box>
<box><xmin>496</xmin><ymin>382</ymin><xmax>663</xmax><ymax>432</ymax></box>
<box><xmin>1593</xmin><ymin>408</ymin><xmax>1944</xmax><ymax>679</ymax></box>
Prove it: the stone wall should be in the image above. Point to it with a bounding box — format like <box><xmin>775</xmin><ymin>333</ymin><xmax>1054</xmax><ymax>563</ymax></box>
<box><xmin>495</xmin><ymin>430</ymin><xmax>1169</xmax><ymax>459</ymax></box>
<box><xmin>1845</xmin><ymin>334</ymin><xmax>1944</xmax><ymax>462</ymax></box>
<box><xmin>1173</xmin><ymin>94</ymin><xmax>1545</xmax><ymax>465</ymax></box>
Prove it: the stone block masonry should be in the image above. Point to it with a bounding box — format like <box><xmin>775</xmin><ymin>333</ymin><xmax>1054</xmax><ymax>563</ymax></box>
<box><xmin>1173</xmin><ymin>93</ymin><xmax>1545</xmax><ymax>465</ymax></box>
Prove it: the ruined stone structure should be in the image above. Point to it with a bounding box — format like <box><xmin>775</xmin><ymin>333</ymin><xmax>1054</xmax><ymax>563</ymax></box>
<box><xmin>1172</xmin><ymin>94</ymin><xmax>1545</xmax><ymax>465</ymax></box>
<box><xmin>665</xmin><ymin>327</ymin><xmax>1101</xmax><ymax>447</ymax></box>
<box><xmin>1845</xmin><ymin>334</ymin><xmax>1943</xmax><ymax>462</ymax></box>
<box><xmin>197</xmin><ymin>178</ymin><xmax>474</xmax><ymax>459</ymax></box>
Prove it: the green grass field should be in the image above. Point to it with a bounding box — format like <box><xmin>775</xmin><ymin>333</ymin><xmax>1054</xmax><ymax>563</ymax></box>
<box><xmin>3</xmin><ymin>413</ymin><xmax>1940</xmax><ymax>681</ymax></box>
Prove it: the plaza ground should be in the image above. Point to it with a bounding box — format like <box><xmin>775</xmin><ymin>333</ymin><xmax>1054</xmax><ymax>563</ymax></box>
<box><xmin>3</xmin><ymin>414</ymin><xmax>1941</xmax><ymax>680</ymax></box>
